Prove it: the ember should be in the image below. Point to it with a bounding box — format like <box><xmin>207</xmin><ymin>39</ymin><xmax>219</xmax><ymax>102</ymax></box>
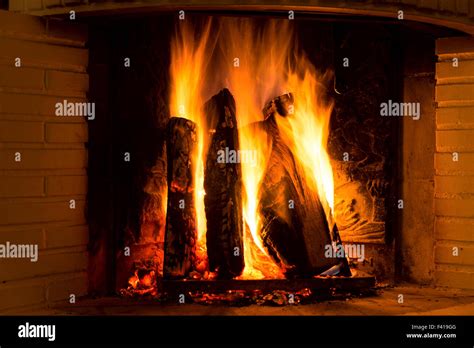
<box><xmin>121</xmin><ymin>261</ymin><xmax>159</xmax><ymax>297</ymax></box>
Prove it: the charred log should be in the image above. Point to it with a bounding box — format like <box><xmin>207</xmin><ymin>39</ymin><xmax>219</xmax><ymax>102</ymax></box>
<box><xmin>257</xmin><ymin>94</ymin><xmax>343</xmax><ymax>277</ymax></box>
<box><xmin>203</xmin><ymin>89</ymin><xmax>245</xmax><ymax>279</ymax></box>
<box><xmin>163</xmin><ymin>117</ymin><xmax>198</xmax><ymax>279</ymax></box>
<box><xmin>263</xmin><ymin>92</ymin><xmax>294</xmax><ymax>119</ymax></box>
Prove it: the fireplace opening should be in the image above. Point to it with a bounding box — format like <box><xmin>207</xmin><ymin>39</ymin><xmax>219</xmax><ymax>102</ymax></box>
<box><xmin>26</xmin><ymin>4</ymin><xmax>459</xmax><ymax>308</ymax></box>
<box><xmin>84</xmin><ymin>13</ymin><xmax>413</xmax><ymax>303</ymax></box>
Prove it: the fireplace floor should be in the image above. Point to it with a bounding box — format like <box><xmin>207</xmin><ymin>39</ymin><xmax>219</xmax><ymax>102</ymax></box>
<box><xmin>161</xmin><ymin>272</ymin><xmax>375</xmax><ymax>295</ymax></box>
<box><xmin>12</xmin><ymin>286</ymin><xmax>474</xmax><ymax>316</ymax></box>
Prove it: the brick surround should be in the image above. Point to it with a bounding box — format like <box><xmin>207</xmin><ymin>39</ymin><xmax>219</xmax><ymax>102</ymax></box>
<box><xmin>434</xmin><ymin>36</ymin><xmax>474</xmax><ymax>289</ymax></box>
<box><xmin>0</xmin><ymin>10</ymin><xmax>89</xmax><ymax>312</ymax></box>
<box><xmin>0</xmin><ymin>2</ymin><xmax>473</xmax><ymax>314</ymax></box>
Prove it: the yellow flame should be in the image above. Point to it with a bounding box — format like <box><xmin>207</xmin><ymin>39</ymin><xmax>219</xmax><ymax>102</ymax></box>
<box><xmin>278</xmin><ymin>61</ymin><xmax>335</xmax><ymax>223</ymax></box>
<box><xmin>219</xmin><ymin>19</ymin><xmax>294</xmax><ymax>279</ymax></box>
<box><xmin>169</xmin><ymin>20</ymin><xmax>214</xmax><ymax>260</ymax></box>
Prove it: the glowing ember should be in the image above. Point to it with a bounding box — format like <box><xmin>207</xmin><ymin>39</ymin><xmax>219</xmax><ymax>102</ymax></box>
<box><xmin>123</xmin><ymin>268</ymin><xmax>158</xmax><ymax>297</ymax></box>
<box><xmin>128</xmin><ymin>271</ymin><xmax>139</xmax><ymax>289</ymax></box>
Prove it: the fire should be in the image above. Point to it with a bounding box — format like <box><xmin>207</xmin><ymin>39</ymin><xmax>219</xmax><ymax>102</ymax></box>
<box><xmin>218</xmin><ymin>19</ymin><xmax>292</xmax><ymax>279</ymax></box>
<box><xmin>169</xmin><ymin>20</ymin><xmax>216</xmax><ymax>272</ymax></box>
<box><xmin>278</xmin><ymin>62</ymin><xmax>335</xmax><ymax>224</ymax></box>
<box><xmin>169</xmin><ymin>17</ymin><xmax>335</xmax><ymax>279</ymax></box>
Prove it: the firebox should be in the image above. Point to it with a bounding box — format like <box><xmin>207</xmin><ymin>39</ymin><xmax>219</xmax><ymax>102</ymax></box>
<box><xmin>85</xmin><ymin>12</ymin><xmax>464</xmax><ymax>300</ymax></box>
<box><xmin>0</xmin><ymin>1</ymin><xmax>473</xmax><ymax>313</ymax></box>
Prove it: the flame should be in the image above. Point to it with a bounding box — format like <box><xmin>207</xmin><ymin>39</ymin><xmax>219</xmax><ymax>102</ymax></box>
<box><xmin>129</xmin><ymin>271</ymin><xmax>140</xmax><ymax>289</ymax></box>
<box><xmin>169</xmin><ymin>20</ymin><xmax>216</xmax><ymax>269</ymax></box>
<box><xmin>169</xmin><ymin>17</ymin><xmax>335</xmax><ymax>279</ymax></box>
<box><xmin>278</xmin><ymin>61</ymin><xmax>335</xmax><ymax>224</ymax></box>
<box><xmin>218</xmin><ymin>19</ymin><xmax>291</xmax><ymax>279</ymax></box>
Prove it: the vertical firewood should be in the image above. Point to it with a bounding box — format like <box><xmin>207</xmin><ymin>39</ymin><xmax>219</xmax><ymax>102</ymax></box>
<box><xmin>163</xmin><ymin>117</ymin><xmax>197</xmax><ymax>279</ymax></box>
<box><xmin>204</xmin><ymin>88</ymin><xmax>245</xmax><ymax>279</ymax></box>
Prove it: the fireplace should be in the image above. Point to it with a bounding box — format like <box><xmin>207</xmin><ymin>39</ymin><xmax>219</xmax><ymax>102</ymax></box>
<box><xmin>0</xmin><ymin>1</ymin><xmax>473</xmax><ymax>313</ymax></box>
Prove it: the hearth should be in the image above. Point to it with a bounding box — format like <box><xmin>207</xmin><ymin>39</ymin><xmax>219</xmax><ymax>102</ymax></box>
<box><xmin>1</xmin><ymin>1</ymin><xmax>473</xmax><ymax>314</ymax></box>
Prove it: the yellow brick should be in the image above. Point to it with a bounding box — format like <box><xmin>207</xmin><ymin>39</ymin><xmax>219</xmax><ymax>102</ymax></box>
<box><xmin>0</xmin><ymin>149</ymin><xmax>87</xmax><ymax>170</ymax></box>
<box><xmin>436</xmin><ymin>60</ymin><xmax>474</xmax><ymax>80</ymax></box>
<box><xmin>0</xmin><ymin>251</ymin><xmax>88</xmax><ymax>282</ymax></box>
<box><xmin>436</xmin><ymin>37</ymin><xmax>474</xmax><ymax>55</ymax></box>
<box><xmin>435</xmin><ymin>153</ymin><xmax>474</xmax><ymax>173</ymax></box>
<box><xmin>436</xmin><ymin>217</ymin><xmax>474</xmax><ymax>242</ymax></box>
<box><xmin>0</xmin><ymin>120</ymin><xmax>44</xmax><ymax>142</ymax></box>
<box><xmin>26</xmin><ymin>0</ymin><xmax>43</xmax><ymax>11</ymax></box>
<box><xmin>45</xmin><ymin>225</ymin><xmax>88</xmax><ymax>248</ymax></box>
<box><xmin>45</xmin><ymin>123</ymin><xmax>88</xmax><ymax>143</ymax></box>
<box><xmin>46</xmin><ymin>19</ymin><xmax>88</xmax><ymax>46</ymax></box>
<box><xmin>0</xmin><ymin>281</ymin><xmax>45</xmax><ymax>311</ymax></box>
<box><xmin>46</xmin><ymin>70</ymin><xmax>89</xmax><ymax>93</ymax></box>
<box><xmin>436</xmin><ymin>129</ymin><xmax>474</xmax><ymax>151</ymax></box>
<box><xmin>0</xmin><ymin>37</ymin><xmax>88</xmax><ymax>71</ymax></box>
<box><xmin>436</xmin><ymin>106</ymin><xmax>474</xmax><ymax>129</ymax></box>
<box><xmin>435</xmin><ymin>198</ymin><xmax>474</xmax><ymax>217</ymax></box>
<box><xmin>26</xmin><ymin>0</ymin><xmax>43</xmax><ymax>10</ymax></box>
<box><xmin>435</xmin><ymin>243</ymin><xmax>474</xmax><ymax>265</ymax></box>
<box><xmin>435</xmin><ymin>176</ymin><xmax>474</xmax><ymax>194</ymax></box>
<box><xmin>0</xmin><ymin>199</ymin><xmax>85</xmax><ymax>225</ymax></box>
<box><xmin>45</xmin><ymin>271</ymin><xmax>87</xmax><ymax>303</ymax></box>
<box><xmin>0</xmin><ymin>176</ymin><xmax>44</xmax><ymax>197</ymax></box>
<box><xmin>0</xmin><ymin>92</ymin><xmax>86</xmax><ymax>115</ymax></box>
<box><xmin>0</xmin><ymin>66</ymin><xmax>44</xmax><ymax>90</ymax></box>
<box><xmin>46</xmin><ymin>175</ymin><xmax>87</xmax><ymax>196</ymax></box>
<box><xmin>0</xmin><ymin>10</ymin><xmax>86</xmax><ymax>46</ymax></box>
<box><xmin>435</xmin><ymin>270</ymin><xmax>474</xmax><ymax>289</ymax></box>
<box><xmin>43</xmin><ymin>0</ymin><xmax>61</xmax><ymax>8</ymax></box>
<box><xmin>436</xmin><ymin>84</ymin><xmax>474</xmax><ymax>101</ymax></box>
<box><xmin>8</xmin><ymin>0</ymin><xmax>26</xmax><ymax>12</ymax></box>
<box><xmin>0</xmin><ymin>227</ymin><xmax>44</xmax><ymax>246</ymax></box>
<box><xmin>0</xmin><ymin>8</ymin><xmax>43</xmax><ymax>32</ymax></box>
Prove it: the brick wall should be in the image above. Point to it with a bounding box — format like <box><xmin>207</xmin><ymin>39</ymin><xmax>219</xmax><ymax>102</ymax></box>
<box><xmin>0</xmin><ymin>10</ymin><xmax>89</xmax><ymax>312</ymax></box>
<box><xmin>434</xmin><ymin>36</ymin><xmax>474</xmax><ymax>289</ymax></box>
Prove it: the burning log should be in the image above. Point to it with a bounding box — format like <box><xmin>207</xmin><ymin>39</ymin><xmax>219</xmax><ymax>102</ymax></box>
<box><xmin>163</xmin><ymin>117</ymin><xmax>198</xmax><ymax>279</ymax></box>
<box><xmin>258</xmin><ymin>94</ymin><xmax>345</xmax><ymax>277</ymax></box>
<box><xmin>203</xmin><ymin>89</ymin><xmax>245</xmax><ymax>279</ymax></box>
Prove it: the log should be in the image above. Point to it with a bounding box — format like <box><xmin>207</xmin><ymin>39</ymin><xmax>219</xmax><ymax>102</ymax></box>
<box><xmin>163</xmin><ymin>117</ymin><xmax>198</xmax><ymax>279</ymax></box>
<box><xmin>258</xmin><ymin>94</ymin><xmax>343</xmax><ymax>277</ymax></box>
<box><xmin>203</xmin><ymin>88</ymin><xmax>245</xmax><ymax>278</ymax></box>
<box><xmin>262</xmin><ymin>92</ymin><xmax>294</xmax><ymax>120</ymax></box>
